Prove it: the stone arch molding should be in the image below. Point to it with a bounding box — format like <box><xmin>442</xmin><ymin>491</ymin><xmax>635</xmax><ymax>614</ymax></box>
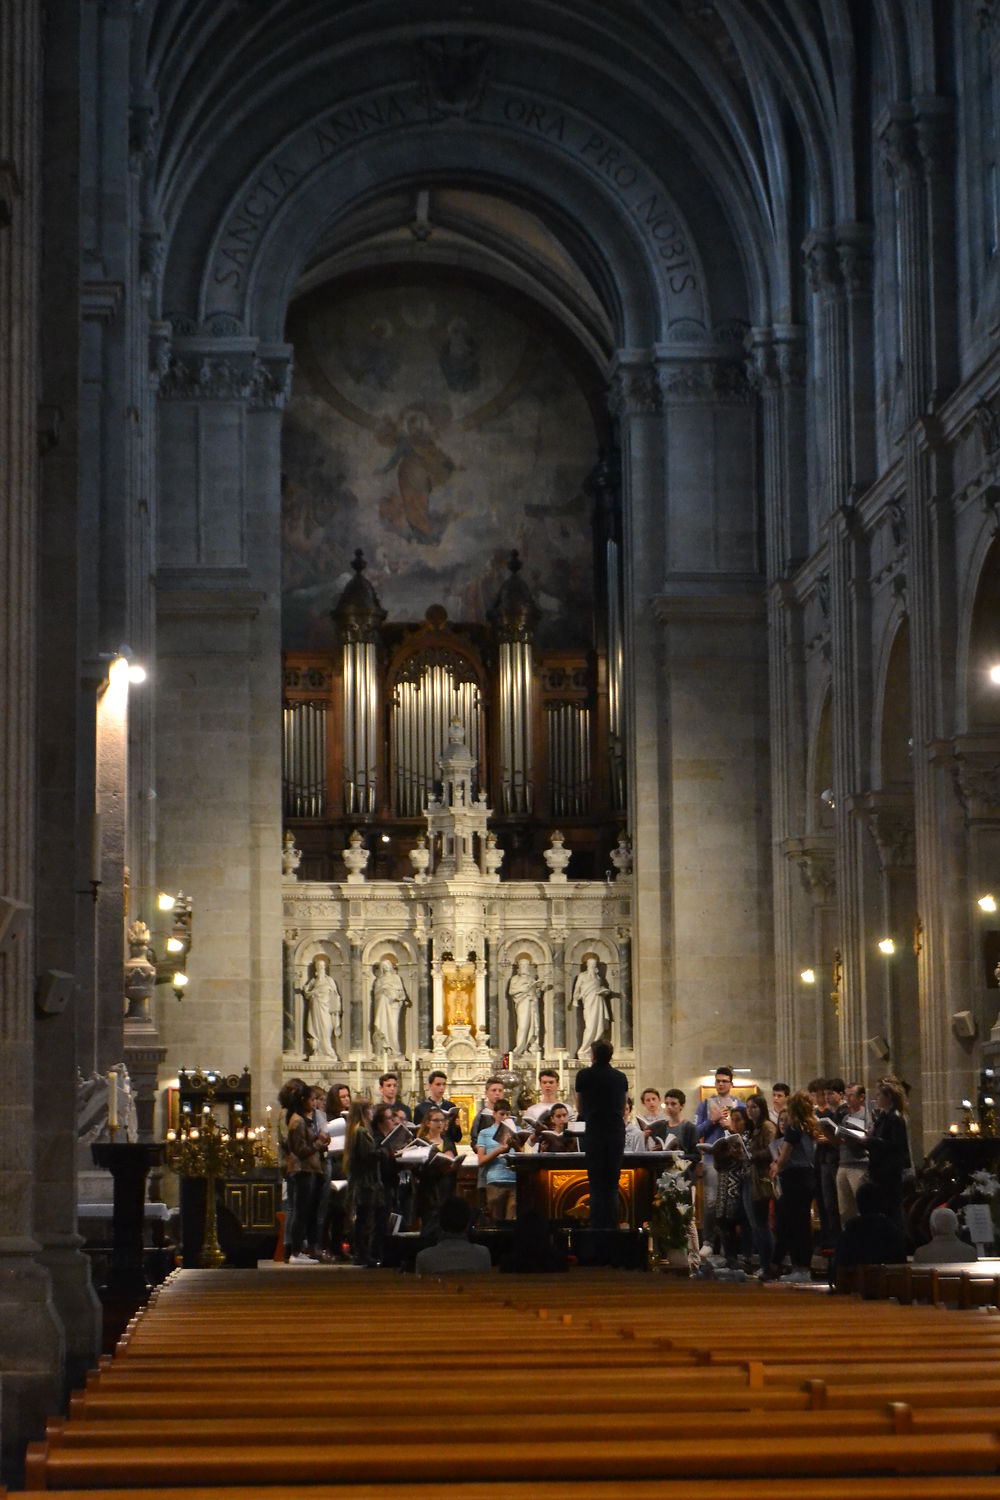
<box><xmin>162</xmin><ymin>79</ymin><xmax>716</xmax><ymax>349</ymax></box>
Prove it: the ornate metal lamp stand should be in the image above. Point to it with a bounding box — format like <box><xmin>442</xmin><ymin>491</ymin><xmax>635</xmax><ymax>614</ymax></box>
<box><xmin>165</xmin><ymin>1083</ymin><xmax>260</xmax><ymax>1267</ymax></box>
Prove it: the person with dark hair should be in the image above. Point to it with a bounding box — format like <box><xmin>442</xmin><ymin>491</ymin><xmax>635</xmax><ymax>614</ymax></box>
<box><xmin>524</xmin><ymin>1069</ymin><xmax>570</xmax><ymax>1124</ymax></box>
<box><xmin>575</xmin><ymin>1040</ymin><xmax>629</xmax><ymax>1240</ymax></box>
<box><xmin>768</xmin><ymin>1088</ymin><xmax>821</xmax><ymax>1281</ymax></box>
<box><xmin>413</xmin><ymin>1104</ymin><xmax>460</xmax><ymax>1238</ymax></box>
<box><xmin>860</xmin><ymin>1077</ymin><xmax>910</xmax><ymax>1233</ymax></box>
<box><xmin>663</xmin><ymin>1088</ymin><xmax>698</xmax><ymax>1159</ymax></box>
<box><xmin>344</xmin><ymin>1098</ymin><xmax>386</xmax><ymax>1266</ymax></box>
<box><xmin>284</xmin><ymin>1080</ymin><xmax>329</xmax><ymax>1264</ymax></box>
<box><xmin>742</xmin><ymin>1091</ymin><xmax>776</xmax><ymax>1276</ymax></box>
<box><xmin>414</xmin><ymin>1196</ymin><xmax>491</xmax><ymax>1274</ymax></box>
<box><xmin>376</xmin><ymin>1072</ymin><xmax>411</xmax><ymax>1120</ymax></box>
<box><xmin>476</xmin><ymin>1098</ymin><xmax>519</xmax><ymax>1221</ymax></box>
<box><xmin>837</xmin><ymin>1082</ymin><xmax>868</xmax><ymax>1223</ymax></box>
<box><xmin>770</xmin><ymin>1082</ymin><xmax>790</xmax><ymax>1125</ymax></box>
<box><xmin>414</xmin><ymin>1070</ymin><xmax>463</xmax><ymax>1145</ymax></box>
<box><xmin>830</xmin><ymin>1179</ymin><xmax>906</xmax><ymax>1289</ymax></box>
<box><xmin>816</xmin><ymin>1076</ymin><xmax>847</xmax><ymax>1248</ymax></box>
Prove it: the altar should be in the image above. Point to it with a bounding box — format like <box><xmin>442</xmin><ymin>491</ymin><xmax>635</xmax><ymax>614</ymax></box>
<box><xmin>510</xmin><ymin>1152</ymin><xmax>662</xmax><ymax>1229</ymax></box>
<box><xmin>281</xmin><ymin>719</ymin><xmax>634</xmax><ymax>1105</ymax></box>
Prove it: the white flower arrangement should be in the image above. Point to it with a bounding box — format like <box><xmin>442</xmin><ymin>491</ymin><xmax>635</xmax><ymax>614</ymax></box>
<box><xmin>652</xmin><ymin>1156</ymin><xmax>695</xmax><ymax>1251</ymax></box>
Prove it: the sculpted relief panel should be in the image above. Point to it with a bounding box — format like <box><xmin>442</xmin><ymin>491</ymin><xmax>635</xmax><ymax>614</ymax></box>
<box><xmin>281</xmin><ymin>277</ymin><xmax>597</xmax><ymax>649</ymax></box>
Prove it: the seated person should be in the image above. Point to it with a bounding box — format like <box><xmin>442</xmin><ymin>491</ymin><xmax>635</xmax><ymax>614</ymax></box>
<box><xmin>414</xmin><ymin>1196</ymin><xmax>492</xmax><ymax>1275</ymax></box>
<box><xmin>911</xmin><ymin>1205</ymin><xmax>978</xmax><ymax>1264</ymax></box>
<box><xmin>830</xmin><ymin>1179</ymin><xmax>906</xmax><ymax>1288</ymax></box>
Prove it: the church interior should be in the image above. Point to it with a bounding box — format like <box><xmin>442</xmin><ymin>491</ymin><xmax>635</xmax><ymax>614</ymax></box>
<box><xmin>6</xmin><ymin>0</ymin><xmax>1000</xmax><ymax>1487</ymax></box>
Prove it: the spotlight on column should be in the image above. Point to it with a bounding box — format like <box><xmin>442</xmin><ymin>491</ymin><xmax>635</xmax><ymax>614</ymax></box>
<box><xmin>979</xmin><ymin>894</ymin><xmax>997</xmax><ymax>913</ymax></box>
<box><xmin>172</xmin><ymin>971</ymin><xmax>189</xmax><ymax>1000</ymax></box>
<box><xmin>990</xmin><ymin>664</ymin><xmax>1000</xmax><ymax>685</ymax></box>
<box><xmin>158</xmin><ymin>892</ymin><xmax>176</xmax><ymax>911</ymax></box>
<box><xmin>877</xmin><ymin>937</ymin><xmax>896</xmax><ymax>955</ymax></box>
<box><xmin>799</xmin><ymin>968</ymin><xmax>816</xmax><ymax>984</ymax></box>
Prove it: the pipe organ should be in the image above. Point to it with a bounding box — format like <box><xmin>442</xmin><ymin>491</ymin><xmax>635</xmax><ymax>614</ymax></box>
<box><xmin>283</xmin><ymin>547</ymin><xmax>624</xmax><ymax>880</ymax></box>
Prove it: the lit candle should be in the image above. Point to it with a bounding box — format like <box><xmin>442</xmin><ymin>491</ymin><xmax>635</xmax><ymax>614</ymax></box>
<box><xmin>535</xmin><ymin>1051</ymin><xmax>541</xmax><ymax>1087</ymax></box>
<box><xmin>410</xmin><ymin>1052</ymin><xmax>417</xmax><ymax>1096</ymax></box>
<box><xmin>166</xmin><ymin>1128</ymin><xmax>177</xmax><ymax>1142</ymax></box>
<box><xmin>107</xmin><ymin>1071</ymin><xmax>118</xmax><ymax>1130</ymax></box>
<box><xmin>558</xmin><ymin>1051</ymin><xmax>565</xmax><ymax>1093</ymax></box>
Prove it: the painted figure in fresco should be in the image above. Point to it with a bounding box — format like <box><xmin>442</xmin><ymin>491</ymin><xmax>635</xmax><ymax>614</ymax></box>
<box><xmin>508</xmin><ymin>953</ymin><xmax>547</xmax><ymax>1057</ymax></box>
<box><xmin>304</xmin><ymin>956</ymin><xmax>342</xmax><ymax>1061</ymax></box>
<box><xmin>376</xmin><ymin>405</ymin><xmax>455</xmax><ymax>542</ymax></box>
<box><xmin>371</xmin><ymin>956</ymin><xmax>409</xmax><ymax>1055</ymax></box>
<box><xmin>570</xmin><ymin>953</ymin><xmax>612</xmax><ymax>1059</ymax></box>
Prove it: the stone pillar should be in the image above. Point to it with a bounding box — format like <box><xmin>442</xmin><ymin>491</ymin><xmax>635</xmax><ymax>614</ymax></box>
<box><xmin>880</xmin><ymin>107</ymin><xmax>966</xmax><ymax>1144</ymax></box>
<box><xmin>749</xmin><ymin>328</ymin><xmax>807</xmax><ymax>1081</ymax></box>
<box><xmin>650</xmin><ymin>352</ymin><xmax>772</xmax><ymax>1086</ymax></box>
<box><xmin>607</xmin><ymin>357</ymin><xmax>668</xmax><ymax>1073</ymax></box>
<box><xmin>616</xmin><ymin>928</ymin><xmax>633</xmax><ymax>1049</ymax></box>
<box><xmin>281</xmin><ymin>930</ymin><xmax>297</xmax><ymax>1054</ymax></box>
<box><xmin>550</xmin><ymin>932</ymin><xmax>566</xmax><ymax>1052</ymax></box>
<box><xmin>0</xmin><ymin>0</ymin><xmax>66</xmax><ymax>1474</ymax></box>
<box><xmin>862</xmin><ymin>796</ymin><xmax>919</xmax><ymax>1094</ymax></box>
<box><xmin>785</xmin><ymin>837</ymin><xmax>838</xmax><ymax>1082</ymax></box>
<box><xmin>155</xmin><ymin>340</ymin><xmax>288</xmax><ymax>1106</ymax></box>
<box><xmin>348</xmin><ymin>933</ymin><xmax>364</xmax><ymax>1054</ymax></box>
<box><xmin>416</xmin><ymin>930</ymin><xmax>432</xmax><ymax>1050</ymax></box>
<box><xmin>485</xmin><ymin>935</ymin><xmax>499</xmax><ymax>1047</ymax></box>
<box><xmin>33</xmin><ymin>0</ymin><xmax>101</xmax><ymax>1401</ymax></box>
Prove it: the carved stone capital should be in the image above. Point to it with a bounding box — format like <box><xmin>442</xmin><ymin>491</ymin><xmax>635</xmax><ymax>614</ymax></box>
<box><xmin>802</xmin><ymin>228</ymin><xmax>839</xmax><ymax>295</ymax></box>
<box><xmin>157</xmin><ymin>349</ymin><xmax>293</xmax><ymax>408</ymax></box>
<box><xmin>879</xmin><ymin>108</ymin><xmax>922</xmax><ymax>187</ymax></box>
<box><xmin>784</xmin><ymin>835</ymin><xmax>836</xmax><ymax>905</ymax></box>
<box><xmin>607</xmin><ymin>362</ymin><xmax>660</xmax><ymax>417</ymax></box>
<box><xmin>952</xmin><ymin>737</ymin><xmax>1000</xmax><ymax>822</ymax></box>
<box><xmin>657</xmin><ymin>358</ymin><xmax>752</xmax><ymax>405</ymax></box>
<box><xmin>749</xmin><ymin>328</ymin><xmax>806</xmax><ymax>392</ymax></box>
<box><xmin>855</xmin><ymin>792</ymin><xmax>916</xmax><ymax>871</ymax></box>
<box><xmin>836</xmin><ymin>224</ymin><xmax>874</xmax><ymax>295</ymax></box>
<box><xmin>914</xmin><ymin>101</ymin><xmax>954</xmax><ymax>178</ymax></box>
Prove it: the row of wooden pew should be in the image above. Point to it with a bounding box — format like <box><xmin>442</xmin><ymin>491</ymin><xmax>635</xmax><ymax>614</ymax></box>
<box><xmin>7</xmin><ymin>1264</ymin><xmax>1000</xmax><ymax>1496</ymax></box>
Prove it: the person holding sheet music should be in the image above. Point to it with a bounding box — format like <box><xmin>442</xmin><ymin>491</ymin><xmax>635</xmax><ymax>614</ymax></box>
<box><xmin>470</xmin><ymin>1077</ymin><xmax>509</xmax><ymax>1217</ymax></box>
<box><xmin>413</xmin><ymin>1104</ymin><xmax>461</xmax><ymax>1238</ymax></box>
<box><xmin>476</xmin><ymin>1098</ymin><xmax>520</xmax><ymax>1221</ymax></box>
<box><xmin>534</xmin><ymin>1103</ymin><xmax>579</xmax><ymax>1154</ymax></box>
<box><xmin>768</xmin><ymin>1089</ymin><xmax>821</xmax><ymax>1281</ymax></box>
<box><xmin>344</xmin><ymin>1100</ymin><xmax>389</xmax><ymax>1267</ymax></box>
<box><xmin>662</xmin><ymin>1089</ymin><xmax>698</xmax><ymax>1159</ymax></box>
<box><xmin>712</xmin><ymin>1105</ymin><xmax>751</xmax><ymax>1268</ymax></box>
<box><xmin>414</xmin><ymin>1071</ymin><xmax>463</xmax><ymax>1146</ymax></box>
<box><xmin>523</xmin><ymin>1070</ymin><xmax>571</xmax><ymax>1125</ymax></box>
<box><xmin>742</xmin><ymin>1091</ymin><xmax>777</xmax><ymax>1277</ymax></box>
<box><xmin>623</xmin><ymin>1098</ymin><xmax>645</xmax><ymax>1152</ymax></box>
<box><xmin>376</xmin><ymin>1072</ymin><xmax>411</xmax><ymax>1121</ymax></box>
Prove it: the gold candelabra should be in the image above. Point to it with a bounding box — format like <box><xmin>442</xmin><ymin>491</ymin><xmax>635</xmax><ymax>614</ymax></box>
<box><xmin>165</xmin><ymin>1086</ymin><xmax>268</xmax><ymax>1267</ymax></box>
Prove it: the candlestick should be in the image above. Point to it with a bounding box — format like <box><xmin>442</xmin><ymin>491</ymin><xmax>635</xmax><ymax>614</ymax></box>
<box><xmin>107</xmin><ymin>1070</ymin><xmax>118</xmax><ymax>1130</ymax></box>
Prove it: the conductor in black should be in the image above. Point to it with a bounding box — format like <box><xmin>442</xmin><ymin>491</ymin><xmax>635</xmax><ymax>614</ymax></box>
<box><xmin>574</xmin><ymin>1040</ymin><xmax>629</xmax><ymax>1235</ymax></box>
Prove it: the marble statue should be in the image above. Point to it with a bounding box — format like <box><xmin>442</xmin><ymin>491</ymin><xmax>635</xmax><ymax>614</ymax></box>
<box><xmin>304</xmin><ymin>956</ymin><xmax>342</xmax><ymax>1061</ymax></box>
<box><xmin>570</xmin><ymin>954</ymin><xmax>612</xmax><ymax>1058</ymax></box>
<box><xmin>507</xmin><ymin>953</ymin><xmax>544</xmax><ymax>1057</ymax></box>
<box><xmin>371</xmin><ymin>956</ymin><xmax>409</xmax><ymax>1055</ymax></box>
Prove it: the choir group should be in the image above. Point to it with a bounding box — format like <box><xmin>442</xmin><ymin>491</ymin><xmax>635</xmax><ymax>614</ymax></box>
<box><xmin>275</xmin><ymin>1062</ymin><xmax>916</xmax><ymax>1275</ymax></box>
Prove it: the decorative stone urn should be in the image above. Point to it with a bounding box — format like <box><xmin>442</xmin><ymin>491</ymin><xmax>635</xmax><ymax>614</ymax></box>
<box><xmin>282</xmin><ymin>830</ymin><xmax>302</xmax><ymax>878</ymax></box>
<box><xmin>409</xmin><ymin>834</ymin><xmax>430</xmax><ymax>883</ymax></box>
<box><xmin>124</xmin><ymin>921</ymin><xmax>156</xmax><ymax>1024</ymax></box>
<box><xmin>610</xmin><ymin>831</ymin><xmax>633</xmax><ymax>880</ymax></box>
<box><xmin>342</xmin><ymin>829</ymin><xmax>369</xmax><ymax>883</ymax></box>
<box><xmin>543</xmin><ymin>830</ymin><xmax>571</xmax><ymax>883</ymax></box>
<box><xmin>483</xmin><ymin>831</ymin><xmax>503</xmax><ymax>880</ymax></box>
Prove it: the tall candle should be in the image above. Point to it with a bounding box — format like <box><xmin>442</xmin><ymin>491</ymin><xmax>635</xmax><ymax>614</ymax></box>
<box><xmin>107</xmin><ymin>1071</ymin><xmax>118</xmax><ymax>1130</ymax></box>
<box><xmin>558</xmin><ymin>1051</ymin><xmax>565</xmax><ymax>1093</ymax></box>
<box><xmin>410</xmin><ymin>1052</ymin><xmax>417</xmax><ymax>1097</ymax></box>
<box><xmin>535</xmin><ymin>1051</ymin><xmax>541</xmax><ymax>1087</ymax></box>
<box><xmin>355</xmin><ymin>1055</ymin><xmax>362</xmax><ymax>1092</ymax></box>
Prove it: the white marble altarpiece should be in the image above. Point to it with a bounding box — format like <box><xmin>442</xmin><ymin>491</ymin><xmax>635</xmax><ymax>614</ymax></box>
<box><xmin>281</xmin><ymin>722</ymin><xmax>634</xmax><ymax>1104</ymax></box>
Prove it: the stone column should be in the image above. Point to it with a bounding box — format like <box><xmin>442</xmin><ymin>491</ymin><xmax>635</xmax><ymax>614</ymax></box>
<box><xmin>416</xmin><ymin>930</ymin><xmax>432</xmax><ymax>1050</ymax></box>
<box><xmin>862</xmin><ymin>796</ymin><xmax>919</xmax><ymax>1092</ymax></box>
<box><xmin>785</xmin><ymin>838</ymin><xmax>838</xmax><ymax>1082</ymax></box>
<box><xmin>607</xmin><ymin>357</ymin><xmax>668</xmax><ymax>1073</ymax></box>
<box><xmin>549</xmin><ymin>932</ymin><xmax>566</xmax><ymax>1052</ymax></box>
<box><xmin>0</xmin><ymin>0</ymin><xmax>66</xmax><ymax>1473</ymax></box>
<box><xmin>485</xmin><ymin>935</ymin><xmax>500</xmax><ymax>1048</ymax></box>
<box><xmin>348</xmin><ymin>933</ymin><xmax>364</xmax><ymax>1055</ymax></box>
<box><xmin>749</xmin><ymin>328</ymin><xmax>807</xmax><ymax>1080</ymax></box>
<box><xmin>155</xmin><ymin>340</ymin><xmax>289</xmax><ymax>1107</ymax></box>
<box><xmin>651</xmin><ymin>352</ymin><xmax>772</xmax><ymax>1086</ymax></box>
<box><xmin>616</xmin><ymin>928</ymin><xmax>633</xmax><ymax>1049</ymax></box>
<box><xmin>281</xmin><ymin>930</ymin><xmax>297</xmax><ymax>1054</ymax></box>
